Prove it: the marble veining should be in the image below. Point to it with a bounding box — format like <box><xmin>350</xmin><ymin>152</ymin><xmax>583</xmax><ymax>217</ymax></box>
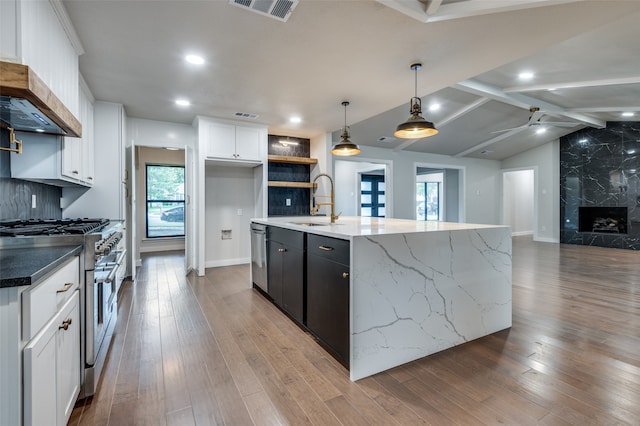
<box><xmin>350</xmin><ymin>227</ymin><xmax>512</xmax><ymax>380</ymax></box>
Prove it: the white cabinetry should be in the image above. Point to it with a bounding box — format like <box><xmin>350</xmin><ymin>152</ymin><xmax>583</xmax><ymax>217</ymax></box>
<box><xmin>0</xmin><ymin>255</ymin><xmax>81</xmax><ymax>426</ymax></box>
<box><xmin>63</xmin><ymin>102</ymin><xmax>127</xmax><ymax>220</ymax></box>
<box><xmin>202</xmin><ymin>119</ymin><xmax>264</xmax><ymax>162</ymax></box>
<box><xmin>23</xmin><ymin>292</ymin><xmax>80</xmax><ymax>426</ymax></box>
<box><xmin>62</xmin><ymin>79</ymin><xmax>95</xmax><ymax>184</ymax></box>
<box><xmin>0</xmin><ymin>0</ymin><xmax>82</xmax><ymax>116</ymax></box>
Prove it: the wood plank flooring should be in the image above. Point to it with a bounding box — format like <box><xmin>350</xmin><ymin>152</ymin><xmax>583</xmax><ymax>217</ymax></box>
<box><xmin>69</xmin><ymin>237</ymin><xmax>640</xmax><ymax>425</ymax></box>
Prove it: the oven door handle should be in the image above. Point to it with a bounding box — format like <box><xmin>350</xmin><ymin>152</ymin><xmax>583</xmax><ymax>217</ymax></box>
<box><xmin>114</xmin><ymin>249</ymin><xmax>127</xmax><ymax>268</ymax></box>
<box><xmin>104</xmin><ymin>265</ymin><xmax>119</xmax><ymax>284</ymax></box>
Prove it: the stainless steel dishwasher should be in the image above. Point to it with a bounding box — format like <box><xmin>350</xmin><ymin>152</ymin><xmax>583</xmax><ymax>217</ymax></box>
<box><xmin>250</xmin><ymin>223</ymin><xmax>268</xmax><ymax>292</ymax></box>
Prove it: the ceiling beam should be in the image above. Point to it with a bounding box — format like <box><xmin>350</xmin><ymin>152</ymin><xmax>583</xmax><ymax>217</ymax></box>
<box><xmin>453</xmin><ymin>79</ymin><xmax>606</xmax><ymax>128</ymax></box>
<box><xmin>376</xmin><ymin>0</ymin><xmax>581</xmax><ymax>23</ymax></box>
<box><xmin>503</xmin><ymin>76</ymin><xmax>640</xmax><ymax>93</ymax></box>
<box><xmin>394</xmin><ymin>97</ymin><xmax>491</xmax><ymax>152</ymax></box>
<box><xmin>454</xmin><ymin>127</ymin><xmax>526</xmax><ymax>158</ymax></box>
<box><xmin>568</xmin><ymin>106</ymin><xmax>640</xmax><ymax>113</ymax></box>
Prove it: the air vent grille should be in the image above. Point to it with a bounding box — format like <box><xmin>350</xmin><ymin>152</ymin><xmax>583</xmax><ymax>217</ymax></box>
<box><xmin>229</xmin><ymin>0</ymin><xmax>298</xmax><ymax>22</ymax></box>
<box><xmin>234</xmin><ymin>112</ymin><xmax>259</xmax><ymax>119</ymax></box>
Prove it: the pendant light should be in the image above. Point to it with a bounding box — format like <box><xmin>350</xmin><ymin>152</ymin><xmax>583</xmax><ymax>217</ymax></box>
<box><xmin>331</xmin><ymin>101</ymin><xmax>361</xmax><ymax>156</ymax></box>
<box><xmin>394</xmin><ymin>63</ymin><xmax>438</xmax><ymax>139</ymax></box>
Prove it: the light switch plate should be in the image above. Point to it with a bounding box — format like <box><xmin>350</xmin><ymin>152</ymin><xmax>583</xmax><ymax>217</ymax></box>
<box><xmin>286</xmin><ymin>198</ymin><xmax>291</xmax><ymax>206</ymax></box>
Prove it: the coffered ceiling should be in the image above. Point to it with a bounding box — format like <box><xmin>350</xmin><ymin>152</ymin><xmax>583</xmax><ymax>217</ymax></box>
<box><xmin>62</xmin><ymin>0</ymin><xmax>640</xmax><ymax>160</ymax></box>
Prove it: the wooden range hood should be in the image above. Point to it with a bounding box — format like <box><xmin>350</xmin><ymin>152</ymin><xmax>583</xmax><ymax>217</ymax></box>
<box><xmin>0</xmin><ymin>61</ymin><xmax>81</xmax><ymax>137</ymax></box>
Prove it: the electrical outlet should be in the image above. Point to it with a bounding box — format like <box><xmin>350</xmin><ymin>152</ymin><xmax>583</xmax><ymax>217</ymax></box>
<box><xmin>286</xmin><ymin>198</ymin><xmax>291</xmax><ymax>206</ymax></box>
<box><xmin>32</xmin><ymin>194</ymin><xmax>37</xmax><ymax>209</ymax></box>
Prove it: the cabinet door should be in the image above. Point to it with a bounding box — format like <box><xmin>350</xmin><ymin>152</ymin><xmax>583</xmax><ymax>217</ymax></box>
<box><xmin>206</xmin><ymin>121</ymin><xmax>236</xmax><ymax>158</ymax></box>
<box><xmin>282</xmin><ymin>247</ymin><xmax>304</xmax><ymax>323</ymax></box>
<box><xmin>56</xmin><ymin>292</ymin><xmax>81</xmax><ymax>426</ymax></box>
<box><xmin>235</xmin><ymin>126</ymin><xmax>262</xmax><ymax>161</ymax></box>
<box><xmin>62</xmin><ymin>135</ymin><xmax>82</xmax><ymax>181</ymax></box>
<box><xmin>268</xmin><ymin>241</ymin><xmax>284</xmax><ymax>307</ymax></box>
<box><xmin>23</xmin><ymin>291</ymin><xmax>80</xmax><ymax>426</ymax></box>
<box><xmin>307</xmin><ymin>255</ymin><xmax>350</xmax><ymax>364</ymax></box>
<box><xmin>23</xmin><ymin>319</ymin><xmax>57</xmax><ymax>426</ymax></box>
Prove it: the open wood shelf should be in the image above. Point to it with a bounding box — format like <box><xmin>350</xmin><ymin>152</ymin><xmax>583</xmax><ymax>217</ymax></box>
<box><xmin>268</xmin><ymin>181</ymin><xmax>317</xmax><ymax>188</ymax></box>
<box><xmin>268</xmin><ymin>155</ymin><xmax>318</xmax><ymax>165</ymax></box>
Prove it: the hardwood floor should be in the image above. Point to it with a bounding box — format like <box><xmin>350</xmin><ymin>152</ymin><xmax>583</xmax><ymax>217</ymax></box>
<box><xmin>69</xmin><ymin>237</ymin><xmax>640</xmax><ymax>425</ymax></box>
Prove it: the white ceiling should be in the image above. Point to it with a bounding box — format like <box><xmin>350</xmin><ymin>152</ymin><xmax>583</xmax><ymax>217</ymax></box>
<box><xmin>62</xmin><ymin>0</ymin><xmax>640</xmax><ymax>160</ymax></box>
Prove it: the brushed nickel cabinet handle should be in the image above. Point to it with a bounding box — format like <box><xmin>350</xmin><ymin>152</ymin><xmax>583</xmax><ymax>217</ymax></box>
<box><xmin>342</xmin><ymin>272</ymin><xmax>349</xmax><ymax>279</ymax></box>
<box><xmin>319</xmin><ymin>245</ymin><xmax>334</xmax><ymax>251</ymax></box>
<box><xmin>56</xmin><ymin>282</ymin><xmax>73</xmax><ymax>293</ymax></box>
<box><xmin>59</xmin><ymin>318</ymin><xmax>72</xmax><ymax>331</ymax></box>
<box><xmin>278</xmin><ymin>248</ymin><xmax>286</xmax><ymax>253</ymax></box>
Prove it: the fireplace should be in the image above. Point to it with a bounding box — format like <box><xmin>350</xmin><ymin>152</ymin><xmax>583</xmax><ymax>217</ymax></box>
<box><xmin>578</xmin><ymin>207</ymin><xmax>628</xmax><ymax>234</ymax></box>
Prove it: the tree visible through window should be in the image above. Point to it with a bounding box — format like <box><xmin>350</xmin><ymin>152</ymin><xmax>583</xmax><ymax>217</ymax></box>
<box><xmin>146</xmin><ymin>165</ymin><xmax>185</xmax><ymax>238</ymax></box>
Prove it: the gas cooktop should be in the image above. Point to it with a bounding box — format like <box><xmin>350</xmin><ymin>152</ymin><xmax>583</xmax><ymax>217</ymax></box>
<box><xmin>0</xmin><ymin>218</ymin><xmax>110</xmax><ymax>237</ymax></box>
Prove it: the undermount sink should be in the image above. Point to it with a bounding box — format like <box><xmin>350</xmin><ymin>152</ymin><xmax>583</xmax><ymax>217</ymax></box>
<box><xmin>289</xmin><ymin>221</ymin><xmax>330</xmax><ymax>226</ymax></box>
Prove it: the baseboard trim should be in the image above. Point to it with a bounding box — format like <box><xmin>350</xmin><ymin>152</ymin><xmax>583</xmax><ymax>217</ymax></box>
<box><xmin>205</xmin><ymin>257</ymin><xmax>250</xmax><ymax>268</ymax></box>
<box><xmin>534</xmin><ymin>237</ymin><xmax>560</xmax><ymax>243</ymax></box>
<box><xmin>512</xmin><ymin>231</ymin><xmax>534</xmax><ymax>237</ymax></box>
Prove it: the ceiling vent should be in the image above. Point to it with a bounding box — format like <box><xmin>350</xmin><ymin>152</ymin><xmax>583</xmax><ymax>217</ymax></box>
<box><xmin>234</xmin><ymin>111</ymin><xmax>259</xmax><ymax>119</ymax></box>
<box><xmin>229</xmin><ymin>0</ymin><xmax>298</xmax><ymax>22</ymax></box>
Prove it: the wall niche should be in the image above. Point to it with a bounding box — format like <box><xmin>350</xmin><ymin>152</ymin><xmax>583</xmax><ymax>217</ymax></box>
<box><xmin>267</xmin><ymin>135</ymin><xmax>313</xmax><ymax>217</ymax></box>
<box><xmin>560</xmin><ymin>122</ymin><xmax>640</xmax><ymax>249</ymax></box>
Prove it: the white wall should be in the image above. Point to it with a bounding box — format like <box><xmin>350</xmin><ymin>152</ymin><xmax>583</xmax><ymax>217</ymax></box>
<box><xmin>204</xmin><ymin>164</ymin><xmax>256</xmax><ymax>267</ymax></box>
<box><xmin>503</xmin><ymin>169</ymin><xmax>534</xmax><ymax>236</ymax></box>
<box><xmin>334</xmin><ymin>145</ymin><xmax>502</xmax><ymax>224</ymax></box>
<box><xmin>501</xmin><ymin>140</ymin><xmax>559</xmax><ymax>242</ymax></box>
<box><xmin>135</xmin><ymin>146</ymin><xmax>185</xmax><ymax>254</ymax></box>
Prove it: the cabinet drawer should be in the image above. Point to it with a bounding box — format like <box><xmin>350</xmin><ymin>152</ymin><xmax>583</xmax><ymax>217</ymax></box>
<box><xmin>22</xmin><ymin>256</ymin><xmax>79</xmax><ymax>341</ymax></box>
<box><xmin>269</xmin><ymin>226</ymin><xmax>305</xmax><ymax>250</ymax></box>
<box><xmin>307</xmin><ymin>234</ymin><xmax>349</xmax><ymax>264</ymax></box>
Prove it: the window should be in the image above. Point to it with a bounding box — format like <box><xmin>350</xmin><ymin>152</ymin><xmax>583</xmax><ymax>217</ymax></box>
<box><xmin>416</xmin><ymin>181</ymin><xmax>440</xmax><ymax>221</ymax></box>
<box><xmin>146</xmin><ymin>165</ymin><xmax>185</xmax><ymax>238</ymax></box>
<box><xmin>361</xmin><ymin>174</ymin><xmax>385</xmax><ymax>217</ymax></box>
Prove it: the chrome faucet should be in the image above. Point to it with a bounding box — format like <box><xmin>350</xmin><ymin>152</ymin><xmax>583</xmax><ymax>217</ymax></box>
<box><xmin>310</xmin><ymin>173</ymin><xmax>340</xmax><ymax>223</ymax></box>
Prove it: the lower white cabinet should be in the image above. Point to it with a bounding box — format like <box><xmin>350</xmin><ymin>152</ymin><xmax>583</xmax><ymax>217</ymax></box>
<box><xmin>23</xmin><ymin>291</ymin><xmax>80</xmax><ymax>426</ymax></box>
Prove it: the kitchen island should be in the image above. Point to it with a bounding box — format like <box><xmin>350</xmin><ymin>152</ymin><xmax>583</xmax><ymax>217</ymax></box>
<box><xmin>251</xmin><ymin>216</ymin><xmax>512</xmax><ymax>381</ymax></box>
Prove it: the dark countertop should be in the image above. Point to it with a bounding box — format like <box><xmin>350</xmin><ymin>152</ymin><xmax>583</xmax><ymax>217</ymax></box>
<box><xmin>0</xmin><ymin>245</ymin><xmax>82</xmax><ymax>288</ymax></box>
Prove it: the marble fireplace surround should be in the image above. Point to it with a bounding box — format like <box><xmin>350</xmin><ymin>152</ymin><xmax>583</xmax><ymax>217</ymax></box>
<box><xmin>560</xmin><ymin>121</ymin><xmax>640</xmax><ymax>249</ymax></box>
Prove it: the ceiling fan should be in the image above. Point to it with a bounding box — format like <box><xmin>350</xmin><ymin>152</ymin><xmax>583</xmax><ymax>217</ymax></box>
<box><xmin>492</xmin><ymin>107</ymin><xmax>579</xmax><ymax>133</ymax></box>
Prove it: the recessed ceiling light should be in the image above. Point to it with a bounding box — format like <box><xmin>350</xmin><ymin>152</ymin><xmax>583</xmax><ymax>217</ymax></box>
<box><xmin>289</xmin><ymin>116</ymin><xmax>302</xmax><ymax>123</ymax></box>
<box><xmin>185</xmin><ymin>54</ymin><xmax>204</xmax><ymax>65</ymax></box>
<box><xmin>175</xmin><ymin>99</ymin><xmax>190</xmax><ymax>107</ymax></box>
<box><xmin>518</xmin><ymin>71</ymin><xmax>535</xmax><ymax>80</ymax></box>
<box><xmin>622</xmin><ymin>112</ymin><xmax>635</xmax><ymax>117</ymax></box>
<box><xmin>165</xmin><ymin>147</ymin><xmax>180</xmax><ymax>151</ymax></box>
<box><xmin>547</xmin><ymin>88</ymin><xmax>557</xmax><ymax>92</ymax></box>
<box><xmin>429</xmin><ymin>103</ymin><xmax>441</xmax><ymax>112</ymax></box>
<box><xmin>34</xmin><ymin>128</ymin><xmax>45</xmax><ymax>133</ymax></box>
<box><xmin>535</xmin><ymin>128</ymin><xmax>547</xmax><ymax>134</ymax></box>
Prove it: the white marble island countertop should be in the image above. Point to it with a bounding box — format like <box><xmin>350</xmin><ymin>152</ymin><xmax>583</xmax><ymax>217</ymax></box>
<box><xmin>252</xmin><ymin>216</ymin><xmax>512</xmax><ymax>381</ymax></box>
<box><xmin>251</xmin><ymin>216</ymin><xmax>506</xmax><ymax>240</ymax></box>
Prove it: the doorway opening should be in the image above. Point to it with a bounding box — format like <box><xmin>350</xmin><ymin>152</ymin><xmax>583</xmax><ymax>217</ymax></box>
<box><xmin>502</xmin><ymin>168</ymin><xmax>535</xmax><ymax>237</ymax></box>
<box><xmin>415</xmin><ymin>165</ymin><xmax>463</xmax><ymax>222</ymax></box>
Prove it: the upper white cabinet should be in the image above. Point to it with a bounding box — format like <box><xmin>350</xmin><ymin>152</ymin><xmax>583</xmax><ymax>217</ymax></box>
<box><xmin>1</xmin><ymin>0</ymin><xmax>83</xmax><ymax>116</ymax></box>
<box><xmin>62</xmin><ymin>79</ymin><xmax>94</xmax><ymax>184</ymax></box>
<box><xmin>200</xmin><ymin>118</ymin><xmax>265</xmax><ymax>163</ymax></box>
<box><xmin>63</xmin><ymin>102</ymin><xmax>127</xmax><ymax>220</ymax></box>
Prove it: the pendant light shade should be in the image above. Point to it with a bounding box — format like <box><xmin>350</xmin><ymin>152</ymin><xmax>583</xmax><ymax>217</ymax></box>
<box><xmin>394</xmin><ymin>63</ymin><xmax>438</xmax><ymax>139</ymax></box>
<box><xmin>331</xmin><ymin>101</ymin><xmax>361</xmax><ymax>156</ymax></box>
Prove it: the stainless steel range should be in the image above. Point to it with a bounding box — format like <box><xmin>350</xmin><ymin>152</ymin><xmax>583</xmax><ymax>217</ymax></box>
<box><xmin>0</xmin><ymin>218</ymin><xmax>126</xmax><ymax>398</ymax></box>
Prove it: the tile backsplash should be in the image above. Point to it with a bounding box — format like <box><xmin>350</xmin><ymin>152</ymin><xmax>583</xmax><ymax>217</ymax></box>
<box><xmin>0</xmin><ymin>177</ymin><xmax>62</xmax><ymax>220</ymax></box>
